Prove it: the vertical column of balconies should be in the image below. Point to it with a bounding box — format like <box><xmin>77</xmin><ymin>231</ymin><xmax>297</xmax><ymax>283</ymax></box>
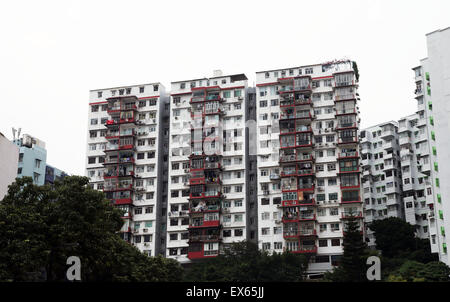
<box><xmin>334</xmin><ymin>71</ymin><xmax>364</xmax><ymax>232</ymax></box>
<box><xmin>278</xmin><ymin>76</ymin><xmax>318</xmax><ymax>254</ymax></box>
<box><xmin>103</xmin><ymin>96</ymin><xmax>138</xmax><ymax>242</ymax></box>
<box><xmin>187</xmin><ymin>87</ymin><xmax>225</xmax><ymax>259</ymax></box>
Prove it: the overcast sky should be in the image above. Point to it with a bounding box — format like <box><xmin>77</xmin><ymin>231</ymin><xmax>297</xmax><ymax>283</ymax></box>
<box><xmin>1</xmin><ymin>0</ymin><xmax>449</xmax><ymax>176</ymax></box>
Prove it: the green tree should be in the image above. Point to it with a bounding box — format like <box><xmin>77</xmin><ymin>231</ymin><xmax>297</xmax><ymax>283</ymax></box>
<box><xmin>325</xmin><ymin>212</ymin><xmax>368</xmax><ymax>282</ymax></box>
<box><xmin>369</xmin><ymin>217</ymin><xmax>437</xmax><ymax>263</ymax></box>
<box><xmin>0</xmin><ymin>176</ymin><xmax>182</xmax><ymax>282</ymax></box>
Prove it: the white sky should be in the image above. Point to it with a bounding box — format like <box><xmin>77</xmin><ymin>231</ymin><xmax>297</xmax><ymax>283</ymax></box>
<box><xmin>1</xmin><ymin>0</ymin><xmax>449</xmax><ymax>176</ymax></box>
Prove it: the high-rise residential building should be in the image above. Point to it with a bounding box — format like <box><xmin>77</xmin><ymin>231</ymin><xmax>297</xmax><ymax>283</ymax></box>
<box><xmin>86</xmin><ymin>83</ymin><xmax>169</xmax><ymax>256</ymax></box>
<box><xmin>166</xmin><ymin>72</ymin><xmax>255</xmax><ymax>263</ymax></box>
<box><xmin>255</xmin><ymin>60</ymin><xmax>363</xmax><ymax>276</ymax></box>
<box><xmin>360</xmin><ymin>122</ymin><xmax>404</xmax><ymax>247</ymax></box>
<box><xmin>0</xmin><ymin>132</ymin><xmax>19</xmax><ymax>200</ymax></box>
<box><xmin>397</xmin><ymin>113</ymin><xmax>435</xmax><ymax>243</ymax></box>
<box><xmin>407</xmin><ymin>26</ymin><xmax>450</xmax><ymax>264</ymax></box>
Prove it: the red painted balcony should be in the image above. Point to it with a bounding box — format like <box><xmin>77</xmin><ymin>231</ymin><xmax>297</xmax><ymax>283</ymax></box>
<box><xmin>334</xmin><ymin>93</ymin><xmax>356</xmax><ymax>102</ymax></box>
<box><xmin>114</xmin><ymin>198</ymin><xmax>133</xmax><ymax>205</ymax></box>
<box><xmin>188</xmin><ymin>250</ymin><xmax>219</xmax><ymax>259</ymax></box>
<box><xmin>340</xmin><ymin>196</ymin><xmax>362</xmax><ymax>204</ymax></box>
<box><xmin>280</xmin><ymin>140</ymin><xmax>313</xmax><ymax>149</ymax></box>
<box><xmin>289</xmin><ymin>245</ymin><xmax>318</xmax><ymax>254</ymax></box>
<box><xmin>283</xmin><ymin>229</ymin><xmax>317</xmax><ymax>239</ymax></box>
<box><xmin>281</xmin><ymin>199</ymin><xmax>316</xmax><ymax>207</ymax></box>
<box><xmin>337</xmin><ymin>137</ymin><xmax>359</xmax><ymax>145</ymax></box>
<box><xmin>282</xmin><ymin>213</ymin><xmax>316</xmax><ymax>223</ymax></box>
<box><xmin>336</xmin><ymin>122</ymin><xmax>358</xmax><ymax>130</ymax></box>
<box><xmin>280</xmin><ymin>112</ymin><xmax>313</xmax><ymax>121</ymax></box>
<box><xmin>279</xmin><ymin>126</ymin><xmax>313</xmax><ymax>136</ymax></box>
<box><xmin>335</xmin><ymin>108</ymin><xmax>357</xmax><ymax>116</ymax></box>
<box><xmin>189</xmin><ymin>219</ymin><xmax>220</xmax><ymax>229</ymax></box>
<box><xmin>280</xmin><ymin>168</ymin><xmax>314</xmax><ymax>178</ymax></box>
<box><xmin>188</xmin><ymin>234</ymin><xmax>221</xmax><ymax>242</ymax></box>
<box><xmin>280</xmin><ymin>97</ymin><xmax>312</xmax><ymax>107</ymax></box>
<box><xmin>189</xmin><ymin>191</ymin><xmax>222</xmax><ymax>199</ymax></box>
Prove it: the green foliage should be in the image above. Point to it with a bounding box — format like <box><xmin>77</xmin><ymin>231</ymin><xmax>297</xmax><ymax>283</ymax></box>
<box><xmin>352</xmin><ymin>61</ymin><xmax>360</xmax><ymax>82</ymax></box>
<box><xmin>369</xmin><ymin>217</ymin><xmax>418</xmax><ymax>258</ymax></box>
<box><xmin>183</xmin><ymin>241</ymin><xmax>308</xmax><ymax>282</ymax></box>
<box><xmin>0</xmin><ymin>176</ymin><xmax>183</xmax><ymax>282</ymax></box>
<box><xmin>388</xmin><ymin>260</ymin><xmax>450</xmax><ymax>282</ymax></box>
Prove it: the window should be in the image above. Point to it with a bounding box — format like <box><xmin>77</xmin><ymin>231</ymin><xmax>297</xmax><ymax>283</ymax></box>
<box><xmin>331</xmin><ymin>239</ymin><xmax>340</xmax><ymax>246</ymax></box>
<box><xmin>91</xmin><ymin>105</ymin><xmax>99</xmax><ymax>112</ymax></box>
<box><xmin>319</xmin><ymin>239</ymin><xmax>328</xmax><ymax>247</ymax></box>
<box><xmin>35</xmin><ymin>159</ymin><xmax>41</xmax><ymax>169</ymax></box>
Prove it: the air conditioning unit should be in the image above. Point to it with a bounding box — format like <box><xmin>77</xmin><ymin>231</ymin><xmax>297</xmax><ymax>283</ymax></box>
<box><xmin>175</xmin><ymin>116</ymin><xmax>178</xmax><ymax>120</ymax></box>
<box><xmin>275</xmin><ymin>220</ymin><xmax>281</xmax><ymax>224</ymax></box>
<box><xmin>144</xmin><ymin>243</ymin><xmax>150</xmax><ymax>246</ymax></box>
<box><xmin>238</xmin><ymin>96</ymin><xmax>243</xmax><ymax>101</ymax></box>
<box><xmin>143</xmin><ymin>228</ymin><xmax>148</xmax><ymax>233</ymax></box>
<box><xmin>184</xmin><ymin>169</ymin><xmax>190</xmax><ymax>173</ymax></box>
<box><xmin>325</xmin><ymin>128</ymin><xmax>329</xmax><ymax>133</ymax></box>
<box><xmin>264</xmin><ymin>190</ymin><xmax>270</xmax><ymax>196</ymax></box>
<box><xmin>183</xmin><ymin>182</ymin><xmax>189</xmax><ymax>186</ymax></box>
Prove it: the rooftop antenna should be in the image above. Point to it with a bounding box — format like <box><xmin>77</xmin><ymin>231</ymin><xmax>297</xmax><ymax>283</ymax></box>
<box><xmin>18</xmin><ymin>128</ymin><xmax>22</xmax><ymax>139</ymax></box>
<box><xmin>12</xmin><ymin>128</ymin><xmax>16</xmax><ymax>140</ymax></box>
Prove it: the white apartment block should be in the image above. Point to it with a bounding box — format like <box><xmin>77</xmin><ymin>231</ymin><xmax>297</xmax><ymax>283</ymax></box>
<box><xmin>255</xmin><ymin>60</ymin><xmax>363</xmax><ymax>276</ymax></box>
<box><xmin>410</xmin><ymin>26</ymin><xmax>450</xmax><ymax>264</ymax></box>
<box><xmin>360</xmin><ymin>122</ymin><xmax>404</xmax><ymax>247</ymax></box>
<box><xmin>166</xmin><ymin>72</ymin><xmax>254</xmax><ymax>262</ymax></box>
<box><xmin>85</xmin><ymin>83</ymin><xmax>169</xmax><ymax>257</ymax></box>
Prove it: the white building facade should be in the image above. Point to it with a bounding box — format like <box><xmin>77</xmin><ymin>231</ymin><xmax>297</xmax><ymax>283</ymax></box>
<box><xmin>85</xmin><ymin>83</ymin><xmax>169</xmax><ymax>257</ymax></box>
<box><xmin>255</xmin><ymin>60</ymin><xmax>364</xmax><ymax>276</ymax></box>
<box><xmin>360</xmin><ymin>122</ymin><xmax>404</xmax><ymax>247</ymax></box>
<box><xmin>166</xmin><ymin>73</ymin><xmax>252</xmax><ymax>263</ymax></box>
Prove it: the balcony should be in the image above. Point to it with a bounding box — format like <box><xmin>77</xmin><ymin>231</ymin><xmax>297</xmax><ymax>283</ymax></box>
<box><xmin>188</xmin><ymin>234</ymin><xmax>221</xmax><ymax>242</ymax></box>
<box><xmin>335</xmin><ymin>108</ymin><xmax>357</xmax><ymax>116</ymax></box>
<box><xmin>280</xmin><ymin>112</ymin><xmax>313</xmax><ymax>121</ymax></box>
<box><xmin>188</xmin><ymin>250</ymin><xmax>219</xmax><ymax>259</ymax></box>
<box><xmin>189</xmin><ymin>191</ymin><xmax>222</xmax><ymax>199</ymax></box>
<box><xmin>280</xmin><ymin>98</ymin><xmax>312</xmax><ymax>107</ymax></box>
<box><xmin>189</xmin><ymin>219</ymin><xmax>220</xmax><ymax>229</ymax></box>
<box><xmin>280</xmin><ymin>140</ymin><xmax>313</xmax><ymax>149</ymax></box>
<box><xmin>103</xmin><ymin>183</ymin><xmax>133</xmax><ymax>192</ymax></box>
<box><xmin>279</xmin><ymin>153</ymin><xmax>314</xmax><ymax>163</ymax></box>
<box><xmin>289</xmin><ymin>245</ymin><xmax>318</xmax><ymax>254</ymax></box>
<box><xmin>337</xmin><ymin>137</ymin><xmax>358</xmax><ymax>145</ymax></box>
<box><xmin>334</xmin><ymin>93</ymin><xmax>356</xmax><ymax>101</ymax></box>
<box><xmin>279</xmin><ymin>126</ymin><xmax>312</xmax><ymax>135</ymax></box>
<box><xmin>341</xmin><ymin>211</ymin><xmax>363</xmax><ymax>219</ymax></box>
<box><xmin>189</xmin><ymin>204</ymin><xmax>220</xmax><ymax>214</ymax></box>
<box><xmin>281</xmin><ymin>198</ymin><xmax>316</xmax><ymax>207</ymax></box>
<box><xmin>340</xmin><ymin>196</ymin><xmax>361</xmax><ymax>204</ymax></box>
<box><xmin>283</xmin><ymin>229</ymin><xmax>317</xmax><ymax>239</ymax></box>
<box><xmin>338</xmin><ymin>151</ymin><xmax>358</xmax><ymax>160</ymax></box>
<box><xmin>281</xmin><ymin>168</ymin><xmax>314</xmax><ymax>177</ymax></box>
<box><xmin>336</xmin><ymin>122</ymin><xmax>357</xmax><ymax>130</ymax></box>
<box><xmin>282</xmin><ymin>213</ymin><xmax>316</xmax><ymax>222</ymax></box>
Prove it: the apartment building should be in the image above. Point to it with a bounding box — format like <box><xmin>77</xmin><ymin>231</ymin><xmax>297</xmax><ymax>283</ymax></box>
<box><xmin>14</xmin><ymin>134</ymin><xmax>47</xmax><ymax>186</ymax></box>
<box><xmin>399</xmin><ymin>27</ymin><xmax>450</xmax><ymax>264</ymax></box>
<box><xmin>166</xmin><ymin>71</ymin><xmax>255</xmax><ymax>263</ymax></box>
<box><xmin>0</xmin><ymin>132</ymin><xmax>19</xmax><ymax>200</ymax></box>
<box><xmin>360</xmin><ymin>122</ymin><xmax>404</xmax><ymax>246</ymax></box>
<box><xmin>255</xmin><ymin>60</ymin><xmax>363</xmax><ymax>276</ymax></box>
<box><xmin>86</xmin><ymin>83</ymin><xmax>169</xmax><ymax>256</ymax></box>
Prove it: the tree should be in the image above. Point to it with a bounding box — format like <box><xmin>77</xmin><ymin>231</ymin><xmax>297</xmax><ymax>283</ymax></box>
<box><xmin>387</xmin><ymin>260</ymin><xmax>450</xmax><ymax>282</ymax></box>
<box><xmin>369</xmin><ymin>217</ymin><xmax>417</xmax><ymax>258</ymax></box>
<box><xmin>325</xmin><ymin>212</ymin><xmax>368</xmax><ymax>282</ymax></box>
<box><xmin>369</xmin><ymin>217</ymin><xmax>437</xmax><ymax>262</ymax></box>
<box><xmin>183</xmin><ymin>241</ymin><xmax>308</xmax><ymax>282</ymax></box>
<box><xmin>0</xmin><ymin>176</ymin><xmax>183</xmax><ymax>281</ymax></box>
